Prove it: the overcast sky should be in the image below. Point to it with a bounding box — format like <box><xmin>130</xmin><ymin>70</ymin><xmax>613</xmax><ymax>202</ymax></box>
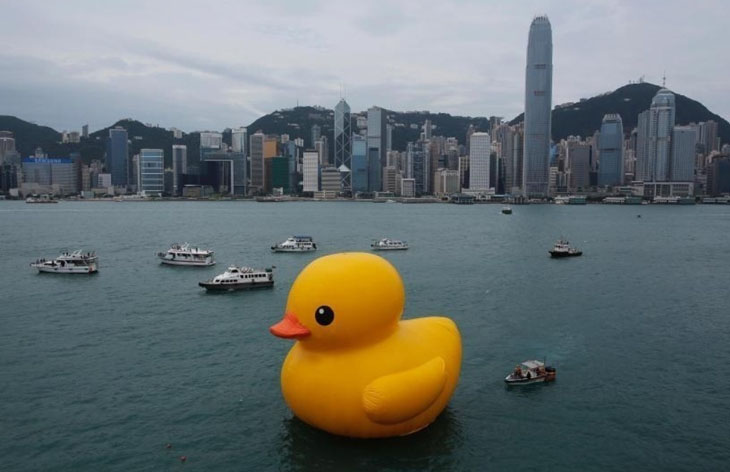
<box><xmin>1</xmin><ymin>0</ymin><xmax>727</xmax><ymax>133</ymax></box>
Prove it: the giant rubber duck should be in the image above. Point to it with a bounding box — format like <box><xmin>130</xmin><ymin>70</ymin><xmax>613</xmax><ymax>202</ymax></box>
<box><xmin>270</xmin><ymin>252</ymin><xmax>462</xmax><ymax>438</ymax></box>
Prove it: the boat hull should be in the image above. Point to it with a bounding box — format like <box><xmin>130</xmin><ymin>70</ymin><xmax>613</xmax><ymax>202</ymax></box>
<box><xmin>549</xmin><ymin>250</ymin><xmax>582</xmax><ymax>258</ymax></box>
<box><xmin>198</xmin><ymin>280</ymin><xmax>274</xmax><ymax>291</ymax></box>
<box><xmin>371</xmin><ymin>246</ymin><xmax>408</xmax><ymax>251</ymax></box>
<box><xmin>271</xmin><ymin>247</ymin><xmax>316</xmax><ymax>253</ymax></box>
<box><xmin>159</xmin><ymin>257</ymin><xmax>215</xmax><ymax>266</ymax></box>
<box><xmin>32</xmin><ymin>265</ymin><xmax>97</xmax><ymax>274</ymax></box>
<box><xmin>504</xmin><ymin>376</ymin><xmax>549</xmax><ymax>385</ymax></box>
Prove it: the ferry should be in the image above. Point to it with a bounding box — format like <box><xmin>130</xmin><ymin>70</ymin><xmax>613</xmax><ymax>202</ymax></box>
<box><xmin>505</xmin><ymin>360</ymin><xmax>556</xmax><ymax>386</ymax></box>
<box><xmin>199</xmin><ymin>266</ymin><xmax>274</xmax><ymax>291</ymax></box>
<box><xmin>26</xmin><ymin>194</ymin><xmax>58</xmax><ymax>204</ymax></box>
<box><xmin>371</xmin><ymin>238</ymin><xmax>408</xmax><ymax>251</ymax></box>
<box><xmin>30</xmin><ymin>250</ymin><xmax>98</xmax><ymax>274</ymax></box>
<box><xmin>501</xmin><ymin>206</ymin><xmax>513</xmax><ymax>215</ymax></box>
<box><xmin>157</xmin><ymin>243</ymin><xmax>215</xmax><ymax>266</ymax></box>
<box><xmin>549</xmin><ymin>239</ymin><xmax>582</xmax><ymax>258</ymax></box>
<box><xmin>271</xmin><ymin>236</ymin><xmax>317</xmax><ymax>253</ymax></box>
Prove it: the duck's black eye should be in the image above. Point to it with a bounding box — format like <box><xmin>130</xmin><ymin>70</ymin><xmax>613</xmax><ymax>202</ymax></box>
<box><xmin>315</xmin><ymin>306</ymin><xmax>334</xmax><ymax>326</ymax></box>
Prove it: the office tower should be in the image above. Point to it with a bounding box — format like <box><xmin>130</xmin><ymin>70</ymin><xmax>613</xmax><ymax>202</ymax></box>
<box><xmin>200</xmin><ymin>132</ymin><xmax>222</xmax><ymax>149</ymax></box>
<box><xmin>302</xmin><ymin>152</ymin><xmax>319</xmax><ymax>192</ymax></box>
<box><xmin>172</xmin><ymin>144</ymin><xmax>187</xmax><ymax>196</ymax></box>
<box><xmin>334</xmin><ymin>99</ymin><xmax>351</xmax><ymax>191</ymax></box>
<box><xmin>315</xmin><ymin>136</ymin><xmax>328</xmax><ymax>166</ymax></box>
<box><xmin>271</xmin><ymin>156</ymin><xmax>291</xmax><ymax>194</ymax></box>
<box><xmin>635</xmin><ymin>110</ymin><xmax>650</xmax><ymax>181</ymax></box>
<box><xmin>424</xmin><ymin>119</ymin><xmax>432</xmax><ymax>140</ymax></box>
<box><xmin>351</xmin><ymin>135</ymin><xmax>368</xmax><ymax>193</ymax></box>
<box><xmin>82</xmin><ymin>124</ymin><xmax>89</xmax><ymax>138</ymax></box>
<box><xmin>434</xmin><ymin>169</ymin><xmax>460</xmax><ymax>196</ymax></box>
<box><xmin>493</xmin><ymin>123</ymin><xmax>514</xmax><ymax>192</ymax></box>
<box><xmin>232</xmin><ymin>128</ymin><xmax>247</xmax><ymax>155</ymax></box>
<box><xmin>411</xmin><ymin>145</ymin><xmax>429</xmax><ymax>195</ymax></box>
<box><xmin>367</xmin><ymin>106</ymin><xmax>386</xmax><ymax>191</ymax></box>
<box><xmin>401</xmin><ymin>178</ymin><xmax>416</xmax><ymax>197</ymax></box>
<box><xmin>320</xmin><ymin>166</ymin><xmax>340</xmax><ymax>192</ymax></box>
<box><xmin>458</xmin><ymin>155</ymin><xmax>469</xmax><ymax>189</ymax></box>
<box><xmin>523</xmin><ymin>15</ymin><xmax>553</xmax><ymax>196</ymax></box>
<box><xmin>469</xmin><ymin>132</ymin><xmax>490</xmax><ymax>191</ymax></box>
<box><xmin>249</xmin><ymin>132</ymin><xmax>265</xmax><ymax>194</ymax></box>
<box><xmin>106</xmin><ymin>127</ymin><xmax>128</xmax><ymax>187</ymax></box>
<box><xmin>311</xmin><ymin>124</ymin><xmax>321</xmax><ymax>148</ymax></box>
<box><xmin>597</xmin><ymin>114</ymin><xmax>624</xmax><ymax>187</ymax></box>
<box><xmin>567</xmin><ymin>138</ymin><xmax>592</xmax><ymax>190</ymax></box>
<box><xmin>0</xmin><ymin>131</ymin><xmax>16</xmax><ymax>165</ymax></box>
<box><xmin>21</xmin><ymin>157</ymin><xmax>78</xmax><ymax>195</ymax></box>
<box><xmin>647</xmin><ymin>89</ymin><xmax>676</xmax><ymax>181</ymax></box>
<box><xmin>382</xmin><ymin>166</ymin><xmax>398</xmax><ymax>193</ymax></box>
<box><xmin>386</xmin><ymin>124</ymin><xmax>393</xmax><ymax>151</ymax></box>
<box><xmin>138</xmin><ymin>149</ymin><xmax>164</xmax><ymax>195</ymax></box>
<box><xmin>699</xmin><ymin>121</ymin><xmax>719</xmax><ymax>154</ymax></box>
<box><xmin>465</xmin><ymin>124</ymin><xmax>475</xmax><ymax>155</ymax></box>
<box><xmin>671</xmin><ymin>126</ymin><xmax>697</xmax><ymax>182</ymax></box>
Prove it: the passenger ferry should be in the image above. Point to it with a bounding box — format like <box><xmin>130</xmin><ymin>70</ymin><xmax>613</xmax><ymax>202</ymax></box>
<box><xmin>199</xmin><ymin>266</ymin><xmax>274</xmax><ymax>291</ymax></box>
<box><xmin>549</xmin><ymin>239</ymin><xmax>582</xmax><ymax>258</ymax></box>
<box><xmin>371</xmin><ymin>238</ymin><xmax>409</xmax><ymax>251</ymax></box>
<box><xmin>30</xmin><ymin>250</ymin><xmax>98</xmax><ymax>274</ymax></box>
<box><xmin>501</xmin><ymin>206</ymin><xmax>513</xmax><ymax>215</ymax></box>
<box><xmin>157</xmin><ymin>243</ymin><xmax>215</xmax><ymax>266</ymax></box>
<box><xmin>271</xmin><ymin>236</ymin><xmax>317</xmax><ymax>253</ymax></box>
<box><xmin>505</xmin><ymin>360</ymin><xmax>556</xmax><ymax>386</ymax></box>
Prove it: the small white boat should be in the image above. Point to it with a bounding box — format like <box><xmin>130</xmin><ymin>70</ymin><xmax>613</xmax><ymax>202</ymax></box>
<box><xmin>505</xmin><ymin>360</ymin><xmax>556</xmax><ymax>386</ymax></box>
<box><xmin>158</xmin><ymin>243</ymin><xmax>215</xmax><ymax>266</ymax></box>
<box><xmin>26</xmin><ymin>194</ymin><xmax>58</xmax><ymax>204</ymax></box>
<box><xmin>271</xmin><ymin>236</ymin><xmax>317</xmax><ymax>253</ymax></box>
<box><xmin>371</xmin><ymin>238</ymin><xmax>408</xmax><ymax>251</ymax></box>
<box><xmin>199</xmin><ymin>266</ymin><xmax>274</xmax><ymax>291</ymax></box>
<box><xmin>502</xmin><ymin>206</ymin><xmax>512</xmax><ymax>215</ymax></box>
<box><xmin>30</xmin><ymin>250</ymin><xmax>98</xmax><ymax>274</ymax></box>
<box><xmin>549</xmin><ymin>239</ymin><xmax>582</xmax><ymax>258</ymax></box>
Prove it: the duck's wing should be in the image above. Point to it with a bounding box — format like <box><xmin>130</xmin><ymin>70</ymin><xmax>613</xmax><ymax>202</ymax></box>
<box><xmin>362</xmin><ymin>357</ymin><xmax>446</xmax><ymax>425</ymax></box>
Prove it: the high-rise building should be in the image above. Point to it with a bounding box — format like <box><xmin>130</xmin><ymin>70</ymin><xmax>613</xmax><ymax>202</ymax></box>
<box><xmin>320</xmin><ymin>166</ymin><xmax>340</xmax><ymax>192</ymax></box>
<box><xmin>232</xmin><ymin>128</ymin><xmax>247</xmax><ymax>155</ymax></box>
<box><xmin>410</xmin><ymin>145</ymin><xmax>429</xmax><ymax>195</ymax></box>
<box><xmin>382</xmin><ymin>166</ymin><xmax>398</xmax><ymax>194</ymax></box>
<box><xmin>138</xmin><ymin>149</ymin><xmax>164</xmax><ymax>195</ymax></box>
<box><xmin>249</xmin><ymin>132</ymin><xmax>265</xmax><ymax>194</ymax></box>
<box><xmin>21</xmin><ymin>157</ymin><xmax>79</xmax><ymax>195</ymax></box>
<box><xmin>172</xmin><ymin>144</ymin><xmax>187</xmax><ymax>196</ymax></box>
<box><xmin>423</xmin><ymin>119</ymin><xmax>432</xmax><ymax>140</ymax></box>
<box><xmin>635</xmin><ymin>110</ymin><xmax>650</xmax><ymax>181</ymax></box>
<box><xmin>598</xmin><ymin>114</ymin><xmax>624</xmax><ymax>187</ymax></box>
<box><xmin>434</xmin><ymin>169</ymin><xmax>460</xmax><ymax>196</ymax></box>
<box><xmin>493</xmin><ymin>124</ymin><xmax>514</xmax><ymax>192</ymax></box>
<box><xmin>469</xmin><ymin>132</ymin><xmax>490</xmax><ymax>191</ymax></box>
<box><xmin>334</xmin><ymin>99</ymin><xmax>352</xmax><ymax>191</ymax></box>
<box><xmin>523</xmin><ymin>15</ymin><xmax>553</xmax><ymax>196</ymax></box>
<box><xmin>311</xmin><ymin>124</ymin><xmax>321</xmax><ymax>148</ymax></box>
<box><xmin>351</xmin><ymin>135</ymin><xmax>368</xmax><ymax>193</ymax></box>
<box><xmin>567</xmin><ymin>138</ymin><xmax>592</xmax><ymax>191</ymax></box>
<box><xmin>82</xmin><ymin>124</ymin><xmax>89</xmax><ymax>138</ymax></box>
<box><xmin>302</xmin><ymin>152</ymin><xmax>319</xmax><ymax>192</ymax></box>
<box><xmin>671</xmin><ymin>126</ymin><xmax>697</xmax><ymax>182</ymax></box>
<box><xmin>106</xmin><ymin>127</ymin><xmax>128</xmax><ymax>187</ymax></box>
<box><xmin>367</xmin><ymin>107</ymin><xmax>387</xmax><ymax>192</ymax></box>
<box><xmin>401</xmin><ymin>178</ymin><xmax>416</xmax><ymax>197</ymax></box>
<box><xmin>386</xmin><ymin>124</ymin><xmax>393</xmax><ymax>152</ymax></box>
<box><xmin>315</xmin><ymin>136</ymin><xmax>328</xmax><ymax>166</ymax></box>
<box><xmin>647</xmin><ymin>89</ymin><xmax>676</xmax><ymax>181</ymax></box>
<box><xmin>699</xmin><ymin>121</ymin><xmax>719</xmax><ymax>154</ymax></box>
<box><xmin>200</xmin><ymin>132</ymin><xmax>223</xmax><ymax>150</ymax></box>
<box><xmin>511</xmin><ymin>125</ymin><xmax>524</xmax><ymax>193</ymax></box>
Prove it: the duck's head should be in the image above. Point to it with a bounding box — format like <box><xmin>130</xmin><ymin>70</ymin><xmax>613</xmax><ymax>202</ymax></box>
<box><xmin>270</xmin><ymin>252</ymin><xmax>405</xmax><ymax>349</ymax></box>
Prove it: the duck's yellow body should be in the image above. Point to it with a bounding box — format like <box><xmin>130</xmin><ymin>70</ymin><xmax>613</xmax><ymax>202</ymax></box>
<box><xmin>270</xmin><ymin>252</ymin><xmax>462</xmax><ymax>438</ymax></box>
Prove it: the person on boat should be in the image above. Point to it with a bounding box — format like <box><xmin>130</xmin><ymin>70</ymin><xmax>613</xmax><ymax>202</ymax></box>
<box><xmin>526</xmin><ymin>371</ymin><xmax>532</xmax><ymax>380</ymax></box>
<box><xmin>514</xmin><ymin>365</ymin><xmax>523</xmax><ymax>378</ymax></box>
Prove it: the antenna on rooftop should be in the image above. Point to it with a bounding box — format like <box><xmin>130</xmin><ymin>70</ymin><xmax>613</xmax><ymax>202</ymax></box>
<box><xmin>662</xmin><ymin>71</ymin><xmax>666</xmax><ymax>87</ymax></box>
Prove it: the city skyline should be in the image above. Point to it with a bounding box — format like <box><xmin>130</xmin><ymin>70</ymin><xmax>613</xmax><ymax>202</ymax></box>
<box><xmin>1</xmin><ymin>1</ymin><xmax>728</xmax><ymax>132</ymax></box>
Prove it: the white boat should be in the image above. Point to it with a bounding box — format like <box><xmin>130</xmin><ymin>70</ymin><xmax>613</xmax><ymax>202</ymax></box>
<box><xmin>26</xmin><ymin>194</ymin><xmax>58</xmax><ymax>204</ymax></box>
<box><xmin>199</xmin><ymin>266</ymin><xmax>274</xmax><ymax>291</ymax></box>
<box><xmin>30</xmin><ymin>250</ymin><xmax>98</xmax><ymax>274</ymax></box>
<box><xmin>502</xmin><ymin>206</ymin><xmax>512</xmax><ymax>214</ymax></box>
<box><xmin>271</xmin><ymin>236</ymin><xmax>317</xmax><ymax>253</ymax></box>
<box><xmin>371</xmin><ymin>238</ymin><xmax>408</xmax><ymax>251</ymax></box>
<box><xmin>157</xmin><ymin>243</ymin><xmax>215</xmax><ymax>266</ymax></box>
<box><xmin>504</xmin><ymin>360</ymin><xmax>556</xmax><ymax>386</ymax></box>
<box><xmin>549</xmin><ymin>239</ymin><xmax>582</xmax><ymax>258</ymax></box>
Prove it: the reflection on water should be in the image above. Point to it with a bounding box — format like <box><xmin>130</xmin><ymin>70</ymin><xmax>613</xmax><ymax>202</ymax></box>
<box><xmin>278</xmin><ymin>408</ymin><xmax>463</xmax><ymax>472</ymax></box>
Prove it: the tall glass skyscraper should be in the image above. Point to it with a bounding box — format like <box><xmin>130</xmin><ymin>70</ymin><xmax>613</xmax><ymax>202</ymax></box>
<box><xmin>106</xmin><ymin>127</ymin><xmax>128</xmax><ymax>187</ymax></box>
<box><xmin>522</xmin><ymin>16</ymin><xmax>553</xmax><ymax>197</ymax></box>
<box><xmin>139</xmin><ymin>149</ymin><xmax>164</xmax><ymax>195</ymax></box>
<box><xmin>469</xmin><ymin>132</ymin><xmax>491</xmax><ymax>191</ymax></box>
<box><xmin>647</xmin><ymin>89</ymin><xmax>675</xmax><ymax>181</ymax></box>
<box><xmin>597</xmin><ymin>114</ymin><xmax>624</xmax><ymax>187</ymax></box>
<box><xmin>367</xmin><ymin>107</ymin><xmax>386</xmax><ymax>192</ymax></box>
<box><xmin>334</xmin><ymin>99</ymin><xmax>352</xmax><ymax>191</ymax></box>
<box><xmin>351</xmin><ymin>135</ymin><xmax>368</xmax><ymax>193</ymax></box>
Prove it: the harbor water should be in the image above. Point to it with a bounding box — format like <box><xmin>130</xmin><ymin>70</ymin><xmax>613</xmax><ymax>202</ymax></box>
<box><xmin>1</xmin><ymin>201</ymin><xmax>729</xmax><ymax>471</ymax></box>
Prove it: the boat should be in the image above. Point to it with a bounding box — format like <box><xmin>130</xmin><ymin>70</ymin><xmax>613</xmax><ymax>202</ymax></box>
<box><xmin>501</xmin><ymin>206</ymin><xmax>512</xmax><ymax>215</ymax></box>
<box><xmin>30</xmin><ymin>250</ymin><xmax>98</xmax><ymax>274</ymax></box>
<box><xmin>271</xmin><ymin>236</ymin><xmax>317</xmax><ymax>253</ymax></box>
<box><xmin>371</xmin><ymin>238</ymin><xmax>408</xmax><ymax>251</ymax></box>
<box><xmin>26</xmin><ymin>194</ymin><xmax>58</xmax><ymax>204</ymax></box>
<box><xmin>505</xmin><ymin>360</ymin><xmax>556</xmax><ymax>385</ymax></box>
<box><xmin>199</xmin><ymin>266</ymin><xmax>274</xmax><ymax>291</ymax></box>
<box><xmin>549</xmin><ymin>239</ymin><xmax>582</xmax><ymax>258</ymax></box>
<box><xmin>157</xmin><ymin>243</ymin><xmax>215</xmax><ymax>266</ymax></box>
<box><xmin>385</xmin><ymin>199</ymin><xmax>396</xmax><ymax>203</ymax></box>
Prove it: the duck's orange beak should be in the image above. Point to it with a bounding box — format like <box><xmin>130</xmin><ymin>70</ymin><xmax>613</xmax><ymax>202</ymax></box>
<box><xmin>270</xmin><ymin>312</ymin><xmax>310</xmax><ymax>339</ymax></box>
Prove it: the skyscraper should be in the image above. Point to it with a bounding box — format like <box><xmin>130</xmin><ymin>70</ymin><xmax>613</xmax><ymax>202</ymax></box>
<box><xmin>522</xmin><ymin>15</ymin><xmax>553</xmax><ymax>197</ymax></box>
<box><xmin>351</xmin><ymin>135</ymin><xmax>368</xmax><ymax>193</ymax></box>
<box><xmin>670</xmin><ymin>126</ymin><xmax>697</xmax><ymax>182</ymax></box>
<box><xmin>172</xmin><ymin>144</ymin><xmax>187</xmax><ymax>196</ymax></box>
<box><xmin>138</xmin><ymin>149</ymin><xmax>164</xmax><ymax>195</ymax></box>
<box><xmin>302</xmin><ymin>151</ymin><xmax>319</xmax><ymax>192</ymax></box>
<box><xmin>635</xmin><ymin>110</ymin><xmax>651</xmax><ymax>181</ymax></box>
<box><xmin>106</xmin><ymin>127</ymin><xmax>128</xmax><ymax>187</ymax></box>
<box><xmin>311</xmin><ymin>124</ymin><xmax>321</xmax><ymax>148</ymax></box>
<box><xmin>249</xmin><ymin>132</ymin><xmax>265</xmax><ymax>194</ymax></box>
<box><xmin>597</xmin><ymin>114</ymin><xmax>624</xmax><ymax>187</ymax></box>
<box><xmin>469</xmin><ymin>132</ymin><xmax>490</xmax><ymax>191</ymax></box>
<box><xmin>647</xmin><ymin>89</ymin><xmax>675</xmax><ymax>181</ymax></box>
<box><xmin>334</xmin><ymin>99</ymin><xmax>352</xmax><ymax>191</ymax></box>
<box><xmin>367</xmin><ymin>107</ymin><xmax>386</xmax><ymax>192</ymax></box>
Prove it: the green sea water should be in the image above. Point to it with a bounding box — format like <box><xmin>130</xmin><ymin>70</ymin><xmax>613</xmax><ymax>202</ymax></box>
<box><xmin>1</xmin><ymin>201</ymin><xmax>729</xmax><ymax>471</ymax></box>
